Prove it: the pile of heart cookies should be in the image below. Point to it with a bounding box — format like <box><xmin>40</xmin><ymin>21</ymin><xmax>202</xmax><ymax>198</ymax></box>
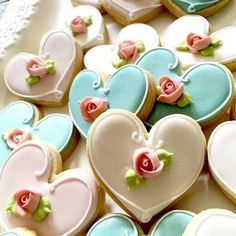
<box><xmin>1</xmin><ymin>0</ymin><xmax>236</xmax><ymax>235</ymax></box>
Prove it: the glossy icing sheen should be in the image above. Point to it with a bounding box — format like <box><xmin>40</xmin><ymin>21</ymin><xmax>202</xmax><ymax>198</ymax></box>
<box><xmin>87</xmin><ymin>214</ymin><xmax>138</xmax><ymax>236</ymax></box>
<box><xmin>163</xmin><ymin>15</ymin><xmax>236</xmax><ymax>67</ymax></box>
<box><xmin>183</xmin><ymin>209</ymin><xmax>236</xmax><ymax>236</ymax></box>
<box><xmin>0</xmin><ymin>233</ymin><xmax>18</xmax><ymax>236</ymax></box>
<box><xmin>69</xmin><ymin>66</ymin><xmax>149</xmax><ymax>138</ymax></box>
<box><xmin>136</xmin><ymin>48</ymin><xmax>234</xmax><ymax>126</ymax></box>
<box><xmin>0</xmin><ymin>141</ymin><xmax>99</xmax><ymax>236</ymax></box>
<box><xmin>0</xmin><ymin>101</ymin><xmax>74</xmax><ymax>166</ymax></box>
<box><xmin>88</xmin><ymin>110</ymin><xmax>205</xmax><ymax>222</ymax></box>
<box><xmin>84</xmin><ymin>23</ymin><xmax>159</xmax><ymax>75</ymax></box>
<box><xmin>65</xmin><ymin>5</ymin><xmax>105</xmax><ymax>50</ymax></box>
<box><xmin>4</xmin><ymin>30</ymin><xmax>77</xmax><ymax>104</ymax></box>
<box><xmin>208</xmin><ymin>121</ymin><xmax>236</xmax><ymax>199</ymax></box>
<box><xmin>171</xmin><ymin>0</ymin><xmax>220</xmax><ymax>12</ymax></box>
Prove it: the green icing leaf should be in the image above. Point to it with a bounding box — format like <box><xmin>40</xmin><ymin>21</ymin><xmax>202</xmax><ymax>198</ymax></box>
<box><xmin>83</xmin><ymin>15</ymin><xmax>93</xmax><ymax>26</ymax></box>
<box><xmin>136</xmin><ymin>40</ymin><xmax>145</xmax><ymax>53</ymax></box>
<box><xmin>1</xmin><ymin>133</ymin><xmax>6</xmax><ymax>141</ymax></box>
<box><xmin>211</xmin><ymin>38</ymin><xmax>223</xmax><ymax>48</ymax></box>
<box><xmin>200</xmin><ymin>46</ymin><xmax>214</xmax><ymax>56</ymax></box>
<box><xmin>125</xmin><ymin>169</ymin><xmax>145</xmax><ymax>189</ymax></box>
<box><xmin>32</xmin><ymin>196</ymin><xmax>51</xmax><ymax>222</ymax></box>
<box><xmin>177</xmin><ymin>92</ymin><xmax>192</xmax><ymax>108</ymax></box>
<box><xmin>176</xmin><ymin>41</ymin><xmax>189</xmax><ymax>51</ymax></box>
<box><xmin>112</xmin><ymin>58</ymin><xmax>128</xmax><ymax>69</ymax></box>
<box><xmin>156</xmin><ymin>86</ymin><xmax>161</xmax><ymax>97</ymax></box>
<box><xmin>5</xmin><ymin>197</ymin><xmax>17</xmax><ymax>216</ymax></box>
<box><xmin>156</xmin><ymin>149</ymin><xmax>173</xmax><ymax>170</ymax></box>
<box><xmin>25</xmin><ymin>75</ymin><xmax>40</xmax><ymax>86</ymax></box>
<box><xmin>45</xmin><ymin>60</ymin><xmax>56</xmax><ymax>74</ymax></box>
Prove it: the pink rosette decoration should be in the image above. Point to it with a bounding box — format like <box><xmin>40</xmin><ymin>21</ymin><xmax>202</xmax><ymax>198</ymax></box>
<box><xmin>133</xmin><ymin>147</ymin><xmax>164</xmax><ymax>179</ymax></box>
<box><xmin>157</xmin><ymin>76</ymin><xmax>184</xmax><ymax>105</ymax></box>
<box><xmin>13</xmin><ymin>190</ymin><xmax>41</xmax><ymax>218</ymax></box>
<box><xmin>118</xmin><ymin>40</ymin><xmax>139</xmax><ymax>61</ymax></box>
<box><xmin>187</xmin><ymin>33</ymin><xmax>211</xmax><ymax>54</ymax></box>
<box><xmin>5</xmin><ymin>128</ymin><xmax>31</xmax><ymax>149</ymax></box>
<box><xmin>70</xmin><ymin>16</ymin><xmax>87</xmax><ymax>34</ymax></box>
<box><xmin>80</xmin><ymin>96</ymin><xmax>108</xmax><ymax>122</ymax></box>
<box><xmin>26</xmin><ymin>57</ymin><xmax>48</xmax><ymax>78</ymax></box>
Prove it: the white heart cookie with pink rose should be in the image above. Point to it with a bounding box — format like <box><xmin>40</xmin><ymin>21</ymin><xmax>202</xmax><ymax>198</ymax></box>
<box><xmin>0</xmin><ymin>140</ymin><xmax>103</xmax><ymax>236</ymax></box>
<box><xmin>4</xmin><ymin>30</ymin><xmax>82</xmax><ymax>106</ymax></box>
<box><xmin>87</xmin><ymin>110</ymin><xmax>205</xmax><ymax>223</ymax></box>
<box><xmin>162</xmin><ymin>15</ymin><xmax>236</xmax><ymax>70</ymax></box>
<box><xmin>84</xmin><ymin>23</ymin><xmax>159</xmax><ymax>75</ymax></box>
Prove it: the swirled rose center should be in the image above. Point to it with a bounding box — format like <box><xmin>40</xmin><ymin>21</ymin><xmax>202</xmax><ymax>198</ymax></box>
<box><xmin>87</xmin><ymin>103</ymin><xmax>97</xmax><ymax>111</ymax></box>
<box><xmin>20</xmin><ymin>195</ymin><xmax>29</xmax><ymax>204</ymax></box>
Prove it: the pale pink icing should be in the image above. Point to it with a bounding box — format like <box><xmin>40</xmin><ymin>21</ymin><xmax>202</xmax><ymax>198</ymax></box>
<box><xmin>70</xmin><ymin>16</ymin><xmax>87</xmax><ymax>34</ymax></box>
<box><xmin>118</xmin><ymin>40</ymin><xmax>139</xmax><ymax>61</ymax></box>
<box><xmin>6</xmin><ymin>129</ymin><xmax>31</xmax><ymax>149</ymax></box>
<box><xmin>133</xmin><ymin>147</ymin><xmax>164</xmax><ymax>178</ymax></box>
<box><xmin>186</xmin><ymin>33</ymin><xmax>211</xmax><ymax>54</ymax></box>
<box><xmin>13</xmin><ymin>190</ymin><xmax>41</xmax><ymax>218</ymax></box>
<box><xmin>80</xmin><ymin>96</ymin><xmax>108</xmax><ymax>122</ymax></box>
<box><xmin>157</xmin><ymin>76</ymin><xmax>184</xmax><ymax>105</ymax></box>
<box><xmin>26</xmin><ymin>57</ymin><xmax>48</xmax><ymax>78</ymax></box>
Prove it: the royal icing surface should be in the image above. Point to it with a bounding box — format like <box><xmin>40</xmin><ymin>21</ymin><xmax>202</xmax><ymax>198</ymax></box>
<box><xmin>208</xmin><ymin>121</ymin><xmax>236</xmax><ymax>199</ymax></box>
<box><xmin>87</xmin><ymin>214</ymin><xmax>138</xmax><ymax>236</ymax></box>
<box><xmin>69</xmin><ymin>65</ymin><xmax>151</xmax><ymax>138</ymax></box>
<box><xmin>87</xmin><ymin>110</ymin><xmax>205</xmax><ymax>223</ymax></box>
<box><xmin>4</xmin><ymin>30</ymin><xmax>78</xmax><ymax>105</ymax></box>
<box><xmin>0</xmin><ymin>101</ymin><xmax>75</xmax><ymax>166</ymax></box>
<box><xmin>0</xmin><ymin>140</ymin><xmax>100</xmax><ymax>236</ymax></box>
<box><xmin>183</xmin><ymin>209</ymin><xmax>236</xmax><ymax>236</ymax></box>
<box><xmin>72</xmin><ymin>0</ymin><xmax>103</xmax><ymax>10</ymax></box>
<box><xmin>136</xmin><ymin>48</ymin><xmax>234</xmax><ymax>126</ymax></box>
<box><xmin>65</xmin><ymin>5</ymin><xmax>105</xmax><ymax>50</ymax></box>
<box><xmin>0</xmin><ymin>233</ymin><xmax>18</xmax><ymax>236</ymax></box>
<box><xmin>162</xmin><ymin>15</ymin><xmax>236</xmax><ymax>68</ymax></box>
<box><xmin>103</xmin><ymin>0</ymin><xmax>162</xmax><ymax>21</ymax></box>
<box><xmin>84</xmin><ymin>23</ymin><xmax>159</xmax><ymax>75</ymax></box>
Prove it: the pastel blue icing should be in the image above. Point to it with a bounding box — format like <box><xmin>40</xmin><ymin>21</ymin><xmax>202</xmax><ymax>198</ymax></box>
<box><xmin>69</xmin><ymin>65</ymin><xmax>148</xmax><ymax>138</ymax></box>
<box><xmin>0</xmin><ymin>1</ymin><xmax>9</xmax><ymax>20</ymax></box>
<box><xmin>171</xmin><ymin>0</ymin><xmax>220</xmax><ymax>13</ymax></box>
<box><xmin>0</xmin><ymin>101</ymin><xmax>74</xmax><ymax>166</ymax></box>
<box><xmin>88</xmin><ymin>214</ymin><xmax>138</xmax><ymax>236</ymax></box>
<box><xmin>0</xmin><ymin>233</ymin><xmax>18</xmax><ymax>236</ymax></box>
<box><xmin>151</xmin><ymin>211</ymin><xmax>194</xmax><ymax>236</ymax></box>
<box><xmin>136</xmin><ymin>48</ymin><xmax>233</xmax><ymax>126</ymax></box>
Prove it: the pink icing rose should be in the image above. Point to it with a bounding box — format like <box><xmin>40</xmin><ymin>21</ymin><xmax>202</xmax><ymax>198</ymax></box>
<box><xmin>118</xmin><ymin>40</ymin><xmax>139</xmax><ymax>61</ymax></box>
<box><xmin>26</xmin><ymin>57</ymin><xmax>48</xmax><ymax>78</ymax></box>
<box><xmin>133</xmin><ymin>147</ymin><xmax>164</xmax><ymax>178</ymax></box>
<box><xmin>70</xmin><ymin>16</ymin><xmax>87</xmax><ymax>34</ymax></box>
<box><xmin>5</xmin><ymin>128</ymin><xmax>31</xmax><ymax>149</ymax></box>
<box><xmin>80</xmin><ymin>96</ymin><xmax>108</xmax><ymax>122</ymax></box>
<box><xmin>186</xmin><ymin>33</ymin><xmax>211</xmax><ymax>54</ymax></box>
<box><xmin>157</xmin><ymin>76</ymin><xmax>184</xmax><ymax>105</ymax></box>
<box><xmin>13</xmin><ymin>190</ymin><xmax>41</xmax><ymax>218</ymax></box>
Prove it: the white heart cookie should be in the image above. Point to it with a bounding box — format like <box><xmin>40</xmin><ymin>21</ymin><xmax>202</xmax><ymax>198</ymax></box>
<box><xmin>162</xmin><ymin>15</ymin><xmax>236</xmax><ymax>70</ymax></box>
<box><xmin>84</xmin><ymin>23</ymin><xmax>159</xmax><ymax>75</ymax></box>
<box><xmin>87</xmin><ymin>110</ymin><xmax>205</xmax><ymax>223</ymax></box>
<box><xmin>183</xmin><ymin>209</ymin><xmax>236</xmax><ymax>236</ymax></box>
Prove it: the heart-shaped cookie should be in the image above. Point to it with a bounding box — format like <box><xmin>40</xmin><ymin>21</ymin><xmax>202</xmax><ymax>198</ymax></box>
<box><xmin>162</xmin><ymin>15</ymin><xmax>236</xmax><ymax>70</ymax></box>
<box><xmin>65</xmin><ymin>5</ymin><xmax>106</xmax><ymax>50</ymax></box>
<box><xmin>84</xmin><ymin>23</ymin><xmax>159</xmax><ymax>75</ymax></box>
<box><xmin>102</xmin><ymin>0</ymin><xmax>164</xmax><ymax>25</ymax></box>
<box><xmin>87</xmin><ymin>210</ymin><xmax>195</xmax><ymax>236</ymax></box>
<box><xmin>0</xmin><ymin>227</ymin><xmax>38</xmax><ymax>236</ymax></box>
<box><xmin>69</xmin><ymin>65</ymin><xmax>156</xmax><ymax>138</ymax></box>
<box><xmin>0</xmin><ymin>101</ymin><xmax>76</xmax><ymax>165</ymax></box>
<box><xmin>136</xmin><ymin>48</ymin><xmax>234</xmax><ymax>126</ymax></box>
<box><xmin>4</xmin><ymin>30</ymin><xmax>82</xmax><ymax>106</ymax></box>
<box><xmin>0</xmin><ymin>140</ymin><xmax>103</xmax><ymax>236</ymax></box>
<box><xmin>208</xmin><ymin>121</ymin><xmax>236</xmax><ymax>201</ymax></box>
<box><xmin>87</xmin><ymin>110</ymin><xmax>205</xmax><ymax>223</ymax></box>
<box><xmin>183</xmin><ymin>209</ymin><xmax>236</xmax><ymax>235</ymax></box>
<box><xmin>161</xmin><ymin>0</ymin><xmax>229</xmax><ymax>17</ymax></box>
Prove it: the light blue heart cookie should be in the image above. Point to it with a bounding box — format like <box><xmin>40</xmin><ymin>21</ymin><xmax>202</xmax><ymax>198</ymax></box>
<box><xmin>136</xmin><ymin>48</ymin><xmax>234</xmax><ymax>126</ymax></box>
<box><xmin>0</xmin><ymin>101</ymin><xmax>75</xmax><ymax>166</ymax></box>
<box><xmin>69</xmin><ymin>65</ymin><xmax>154</xmax><ymax>138</ymax></box>
<box><xmin>0</xmin><ymin>233</ymin><xmax>18</xmax><ymax>236</ymax></box>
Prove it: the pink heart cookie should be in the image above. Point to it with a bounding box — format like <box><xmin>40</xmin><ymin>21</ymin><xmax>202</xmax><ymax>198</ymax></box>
<box><xmin>0</xmin><ymin>140</ymin><xmax>103</xmax><ymax>235</ymax></box>
<box><xmin>87</xmin><ymin>110</ymin><xmax>205</xmax><ymax>223</ymax></box>
<box><xmin>4</xmin><ymin>30</ymin><xmax>83</xmax><ymax>106</ymax></box>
